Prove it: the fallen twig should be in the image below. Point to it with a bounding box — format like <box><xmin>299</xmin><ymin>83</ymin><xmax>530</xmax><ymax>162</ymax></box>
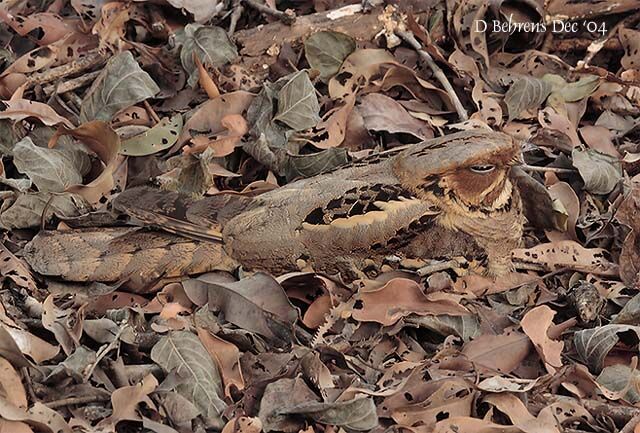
<box><xmin>416</xmin><ymin>259</ymin><xmax>464</xmax><ymax>277</ymax></box>
<box><xmin>83</xmin><ymin>323</ymin><xmax>129</xmax><ymax>382</ymax></box>
<box><xmin>24</xmin><ymin>50</ymin><xmax>106</xmax><ymax>90</ymax></box>
<box><xmin>521</xmin><ymin>164</ymin><xmax>577</xmax><ymax>175</ymax></box>
<box><xmin>395</xmin><ymin>29</ymin><xmax>469</xmax><ymax>122</ymax></box>
<box><xmin>43</xmin><ymin>70</ymin><xmax>101</xmax><ymax>96</ymax></box>
<box><xmin>242</xmin><ymin>0</ymin><xmax>295</xmax><ymax>25</ymax></box>
<box><xmin>45</xmin><ymin>394</ymin><xmax>111</xmax><ymax>409</ymax></box>
<box><xmin>143</xmin><ymin>100</ymin><xmax>161</xmax><ymax>124</ymax></box>
<box><xmin>228</xmin><ymin>0</ymin><xmax>244</xmax><ymax>36</ymax></box>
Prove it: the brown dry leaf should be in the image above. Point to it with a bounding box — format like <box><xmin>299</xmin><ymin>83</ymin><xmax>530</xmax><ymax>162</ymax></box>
<box><xmin>0</xmin><ymin>400</ymin><xmax>71</xmax><ymax>433</ymax></box>
<box><xmin>154</xmin><ymin>302</ymin><xmax>190</xmax><ymax>331</ymax></box>
<box><xmin>188</xmin><ymin>272</ymin><xmax>298</xmax><ymax>346</ymax></box>
<box><xmin>0</xmin><ymin>94</ymin><xmax>74</xmax><ymax>128</ymax></box>
<box><xmin>384</xmin><ymin>378</ymin><xmax>474</xmax><ymax>429</ymax></box>
<box><xmin>309</xmin><ymin>93</ymin><xmax>356</xmax><ymax>149</ymax></box>
<box><xmin>620</xmin><ymin>28</ymin><xmax>640</xmax><ymax>71</ymax></box>
<box><xmin>221</xmin><ymin>416</ymin><xmax>263</xmax><ymax>433</ymax></box>
<box><xmin>112</xmin><ymin>106</ymin><xmax>151</xmax><ymax>127</ymax></box>
<box><xmin>48</xmin><ymin>121</ymin><xmax>122</xmax><ymax>207</ymax></box>
<box><xmin>300</xmin><ymin>351</ymin><xmax>333</xmax><ymax>395</ymax></box>
<box><xmin>2</xmin><ymin>325</ymin><xmax>59</xmax><ymax>365</ymax></box>
<box><xmin>434</xmin><ymin>416</ymin><xmax>520</xmax><ymax>433</ymax></box>
<box><xmin>86</xmin><ymin>291</ymin><xmax>150</xmax><ymax>315</ymax></box>
<box><xmin>302</xmin><ymin>295</ymin><xmax>332</xmax><ymax>329</ymax></box>
<box><xmin>165</xmin><ymin>0</ymin><xmax>223</xmax><ymax>23</ymax></box>
<box><xmin>512</xmin><ymin>241</ymin><xmax>618</xmax><ymax>276</ymax></box>
<box><xmin>96</xmin><ymin>374</ymin><xmax>158</xmax><ymax>429</ymax></box>
<box><xmin>0</xmin><ymin>356</ymin><xmax>27</xmax><ymax>409</ymax></box>
<box><xmin>280</xmin><ymin>272</ymin><xmax>348</xmax><ymax>329</ymax></box>
<box><xmin>258</xmin><ymin>377</ymin><xmax>319</xmax><ymax>432</ymax></box>
<box><xmin>453</xmin><ymin>273</ymin><xmax>539</xmax><ymax>297</ymax></box>
<box><xmin>520</xmin><ymin>306</ymin><xmax>563</xmax><ymax>373</ymax></box>
<box><xmin>538</xmin><ymin>107</ymin><xmax>580</xmax><ymax>147</ymax></box>
<box><xmin>462</xmin><ymin>329</ymin><xmax>532</xmax><ymax>374</ymax></box>
<box><xmin>358</xmin><ymin>93</ymin><xmax>433</xmax><ymax>141</ymax></box>
<box><xmin>195</xmin><ymin>54</ymin><xmax>220</xmax><ymax>99</ymax></box>
<box><xmin>0</xmin><ymin>416</ymin><xmax>33</xmax><ymax>432</ymax></box>
<box><xmin>574</xmin><ymin>324</ymin><xmax>640</xmax><ymax>373</ymax></box>
<box><xmin>92</xmin><ymin>2</ymin><xmax>130</xmax><ymax>52</ymax></box>
<box><xmin>328</xmin><ymin>49</ymin><xmax>395</xmax><ymax>99</ymax></box>
<box><xmin>537</xmin><ymin>400</ymin><xmax>593</xmax><ymax>427</ymax></box>
<box><xmin>176</xmin><ymin>91</ymin><xmax>254</xmax><ymax>149</ymax></box>
<box><xmin>483</xmin><ymin>393</ymin><xmax>533</xmax><ymax>424</ymax></box>
<box><xmin>579</xmin><ymin>125</ymin><xmax>620</xmax><ymax>158</ymax></box>
<box><xmin>41</xmin><ymin>295</ymin><xmax>81</xmax><ymax>355</ymax></box>
<box><xmin>0</xmin><ymin>243</ymin><xmax>37</xmax><ymax>292</ymax></box>
<box><xmin>184</xmin><ymin>114</ymin><xmax>248</xmax><ymax>156</ymax></box>
<box><xmin>471</xmin><ymin>82</ymin><xmax>503</xmax><ymax>127</ymax></box>
<box><xmin>483</xmin><ymin>393</ymin><xmax>560</xmax><ymax>433</ymax></box>
<box><xmin>616</xmin><ymin>183</ymin><xmax>640</xmax><ymax>288</ymax></box>
<box><xmin>0</xmin><ymin>355</ymin><xmax>32</xmax><ymax>432</ymax></box>
<box><xmin>545</xmin><ymin>182</ymin><xmax>579</xmax><ymax>242</ymax></box>
<box><xmin>477</xmin><ymin>376</ymin><xmax>537</xmax><ymax>393</ymax></box>
<box><xmin>376</xmin><ymin>65</ymin><xmax>451</xmax><ymax>107</ymax></box>
<box><xmin>0</xmin><ymin>10</ymin><xmax>74</xmax><ymax>46</ymax></box>
<box><xmin>351</xmin><ymin>278</ymin><xmax>469</xmax><ymax>326</ymax></box>
<box><xmin>0</xmin><ymin>46</ymin><xmax>57</xmax><ymax>78</ymax></box>
<box><xmin>0</xmin><ymin>301</ymin><xmax>59</xmax><ymax>365</ymax></box>
<box><xmin>196</xmin><ymin>327</ymin><xmax>244</xmax><ymax>398</ymax></box>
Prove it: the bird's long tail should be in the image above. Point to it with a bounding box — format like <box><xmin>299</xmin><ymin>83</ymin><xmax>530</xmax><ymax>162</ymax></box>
<box><xmin>23</xmin><ymin>227</ymin><xmax>238</xmax><ymax>293</ymax></box>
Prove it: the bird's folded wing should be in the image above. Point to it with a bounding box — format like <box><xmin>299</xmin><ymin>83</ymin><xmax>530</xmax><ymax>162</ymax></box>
<box><xmin>112</xmin><ymin>186</ymin><xmax>254</xmax><ymax>242</ymax></box>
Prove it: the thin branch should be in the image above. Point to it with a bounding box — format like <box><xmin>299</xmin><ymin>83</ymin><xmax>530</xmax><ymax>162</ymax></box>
<box><xmin>521</xmin><ymin>164</ymin><xmax>576</xmax><ymax>174</ymax></box>
<box><xmin>143</xmin><ymin>100</ymin><xmax>161</xmax><ymax>124</ymax></box>
<box><xmin>395</xmin><ymin>29</ymin><xmax>468</xmax><ymax>122</ymax></box>
<box><xmin>416</xmin><ymin>259</ymin><xmax>463</xmax><ymax>276</ymax></box>
<box><xmin>83</xmin><ymin>323</ymin><xmax>129</xmax><ymax>382</ymax></box>
<box><xmin>21</xmin><ymin>367</ymin><xmax>37</xmax><ymax>404</ymax></box>
<box><xmin>228</xmin><ymin>0</ymin><xmax>244</xmax><ymax>36</ymax></box>
<box><xmin>24</xmin><ymin>50</ymin><xmax>106</xmax><ymax>90</ymax></box>
<box><xmin>45</xmin><ymin>394</ymin><xmax>111</xmax><ymax>409</ymax></box>
<box><xmin>242</xmin><ymin>0</ymin><xmax>295</xmax><ymax>25</ymax></box>
<box><xmin>43</xmin><ymin>70</ymin><xmax>101</xmax><ymax>96</ymax></box>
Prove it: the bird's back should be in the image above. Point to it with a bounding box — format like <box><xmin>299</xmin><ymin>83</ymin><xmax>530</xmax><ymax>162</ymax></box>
<box><xmin>222</xmin><ymin>155</ymin><xmax>437</xmax><ymax>275</ymax></box>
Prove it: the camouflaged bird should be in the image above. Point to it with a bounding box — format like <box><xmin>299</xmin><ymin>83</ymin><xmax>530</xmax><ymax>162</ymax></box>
<box><xmin>24</xmin><ymin>130</ymin><xmax>528</xmax><ymax>291</ymax></box>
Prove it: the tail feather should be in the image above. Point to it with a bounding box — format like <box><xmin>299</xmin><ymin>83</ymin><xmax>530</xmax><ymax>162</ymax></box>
<box><xmin>23</xmin><ymin>228</ymin><xmax>237</xmax><ymax>293</ymax></box>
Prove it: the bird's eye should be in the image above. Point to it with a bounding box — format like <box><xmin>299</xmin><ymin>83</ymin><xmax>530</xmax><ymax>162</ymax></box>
<box><xmin>470</xmin><ymin>164</ymin><xmax>495</xmax><ymax>173</ymax></box>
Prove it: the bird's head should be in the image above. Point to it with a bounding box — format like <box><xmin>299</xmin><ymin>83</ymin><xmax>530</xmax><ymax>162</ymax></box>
<box><xmin>392</xmin><ymin>130</ymin><xmax>522</xmax><ymax>212</ymax></box>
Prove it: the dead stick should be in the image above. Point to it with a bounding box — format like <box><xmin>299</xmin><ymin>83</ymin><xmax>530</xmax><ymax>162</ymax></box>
<box><xmin>228</xmin><ymin>0</ymin><xmax>244</xmax><ymax>36</ymax></box>
<box><xmin>24</xmin><ymin>50</ymin><xmax>106</xmax><ymax>89</ymax></box>
<box><xmin>396</xmin><ymin>30</ymin><xmax>468</xmax><ymax>122</ymax></box>
<box><xmin>143</xmin><ymin>100</ymin><xmax>161</xmax><ymax>124</ymax></box>
<box><xmin>44</xmin><ymin>70</ymin><xmax>101</xmax><ymax>96</ymax></box>
<box><xmin>521</xmin><ymin>164</ymin><xmax>577</xmax><ymax>174</ymax></box>
<box><xmin>417</xmin><ymin>259</ymin><xmax>463</xmax><ymax>276</ymax></box>
<box><xmin>552</xmin><ymin>37</ymin><xmax>621</xmax><ymax>52</ymax></box>
<box><xmin>83</xmin><ymin>324</ymin><xmax>129</xmax><ymax>382</ymax></box>
<box><xmin>45</xmin><ymin>394</ymin><xmax>110</xmax><ymax>409</ymax></box>
<box><xmin>242</xmin><ymin>0</ymin><xmax>295</xmax><ymax>25</ymax></box>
